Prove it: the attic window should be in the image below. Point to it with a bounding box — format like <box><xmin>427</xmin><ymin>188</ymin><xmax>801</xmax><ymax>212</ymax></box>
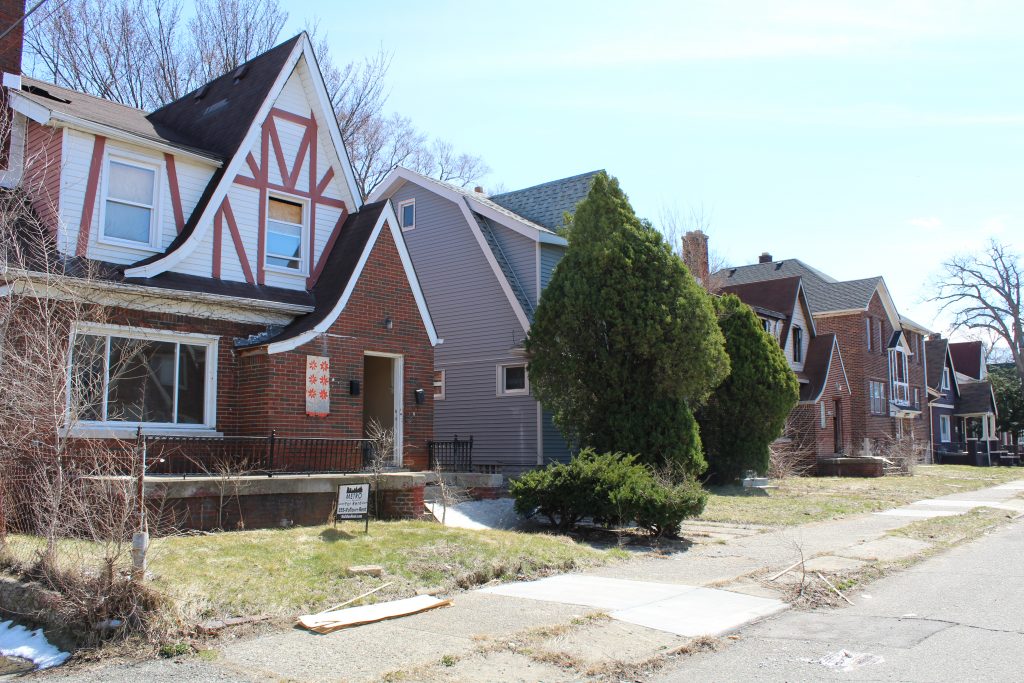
<box><xmin>266</xmin><ymin>196</ymin><xmax>305</xmax><ymax>271</ymax></box>
<box><xmin>398</xmin><ymin>199</ymin><xmax>415</xmax><ymax>230</ymax></box>
<box><xmin>101</xmin><ymin>158</ymin><xmax>158</xmax><ymax>247</ymax></box>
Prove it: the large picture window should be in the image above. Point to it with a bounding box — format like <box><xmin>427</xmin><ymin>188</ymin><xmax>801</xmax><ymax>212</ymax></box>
<box><xmin>266</xmin><ymin>196</ymin><xmax>305</xmax><ymax>271</ymax></box>
<box><xmin>69</xmin><ymin>326</ymin><xmax>216</xmax><ymax>428</ymax></box>
<box><xmin>102</xmin><ymin>158</ymin><xmax>157</xmax><ymax>246</ymax></box>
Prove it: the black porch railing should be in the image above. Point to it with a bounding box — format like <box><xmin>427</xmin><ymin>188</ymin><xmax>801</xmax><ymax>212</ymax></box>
<box><xmin>143</xmin><ymin>432</ymin><xmax>373</xmax><ymax>476</ymax></box>
<box><xmin>428</xmin><ymin>435</ymin><xmax>474</xmax><ymax>472</ymax></box>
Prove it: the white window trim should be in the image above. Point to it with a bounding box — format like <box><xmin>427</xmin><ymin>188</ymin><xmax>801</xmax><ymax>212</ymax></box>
<box><xmin>792</xmin><ymin>326</ymin><xmax>803</xmax><ymax>363</ymax></box>
<box><xmin>398</xmin><ymin>198</ymin><xmax>415</xmax><ymax>231</ymax></box>
<box><xmin>265</xmin><ymin>192</ymin><xmax>310</xmax><ymax>276</ymax></box>
<box><xmin>496</xmin><ymin>363</ymin><xmax>529</xmax><ymax>397</ymax></box>
<box><xmin>97</xmin><ymin>151</ymin><xmax>163</xmax><ymax>250</ymax></box>
<box><xmin>865</xmin><ymin>318</ymin><xmax>872</xmax><ymax>351</ymax></box>
<box><xmin>939</xmin><ymin>415</ymin><xmax>951</xmax><ymax>443</ymax></box>
<box><xmin>433</xmin><ymin>369</ymin><xmax>446</xmax><ymax>401</ymax></box>
<box><xmin>941</xmin><ymin>367</ymin><xmax>950</xmax><ymax>391</ymax></box>
<box><xmin>66</xmin><ymin>322</ymin><xmax>219</xmax><ymax>433</ymax></box>
<box><xmin>819</xmin><ymin>401</ymin><xmax>826</xmax><ymax>429</ymax></box>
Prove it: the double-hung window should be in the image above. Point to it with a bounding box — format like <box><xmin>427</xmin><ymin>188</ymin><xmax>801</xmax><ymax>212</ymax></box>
<box><xmin>69</xmin><ymin>325</ymin><xmax>216</xmax><ymax>428</ymax></box>
<box><xmin>266</xmin><ymin>196</ymin><xmax>305</xmax><ymax>271</ymax></box>
<box><xmin>869</xmin><ymin>380</ymin><xmax>887</xmax><ymax>415</ymax></box>
<box><xmin>939</xmin><ymin>415</ymin><xmax>951</xmax><ymax>443</ymax></box>
<box><xmin>941</xmin><ymin>367</ymin><xmax>950</xmax><ymax>391</ymax></box>
<box><xmin>102</xmin><ymin>158</ymin><xmax>158</xmax><ymax>246</ymax></box>
<box><xmin>433</xmin><ymin>370</ymin><xmax>446</xmax><ymax>400</ymax></box>
<box><xmin>792</xmin><ymin>327</ymin><xmax>803</xmax><ymax>363</ymax></box>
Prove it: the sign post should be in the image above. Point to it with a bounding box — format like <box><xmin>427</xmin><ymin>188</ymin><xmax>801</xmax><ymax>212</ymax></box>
<box><xmin>335</xmin><ymin>483</ymin><xmax>371</xmax><ymax>533</ymax></box>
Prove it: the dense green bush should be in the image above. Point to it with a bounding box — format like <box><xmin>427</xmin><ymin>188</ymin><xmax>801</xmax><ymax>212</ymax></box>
<box><xmin>510</xmin><ymin>449</ymin><xmax>707</xmax><ymax>537</ymax></box>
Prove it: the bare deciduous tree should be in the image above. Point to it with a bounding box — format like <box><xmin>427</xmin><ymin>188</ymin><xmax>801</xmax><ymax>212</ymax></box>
<box><xmin>25</xmin><ymin>0</ymin><xmax>489</xmax><ymax>199</ymax></box>
<box><xmin>931</xmin><ymin>239</ymin><xmax>1023</xmax><ymax>384</ymax></box>
<box><xmin>658</xmin><ymin>204</ymin><xmax>729</xmax><ymax>292</ymax></box>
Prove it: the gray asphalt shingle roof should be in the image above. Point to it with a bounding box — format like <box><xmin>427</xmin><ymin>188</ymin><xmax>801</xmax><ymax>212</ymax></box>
<box><xmin>489</xmin><ymin>170</ymin><xmax>602</xmax><ymax>231</ymax></box>
<box><xmin>719</xmin><ymin>259</ymin><xmax>882</xmax><ymax>314</ymax></box>
<box><xmin>955</xmin><ymin>381</ymin><xmax>996</xmax><ymax>415</ymax></box>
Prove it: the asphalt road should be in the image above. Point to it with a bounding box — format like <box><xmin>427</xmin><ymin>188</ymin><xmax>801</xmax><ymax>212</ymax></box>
<box><xmin>656</xmin><ymin>516</ymin><xmax>1024</xmax><ymax>682</ymax></box>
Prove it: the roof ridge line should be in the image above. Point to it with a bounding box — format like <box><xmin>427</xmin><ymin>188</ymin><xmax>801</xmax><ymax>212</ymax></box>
<box><xmin>491</xmin><ymin>169</ymin><xmax>604</xmax><ymax>198</ymax></box>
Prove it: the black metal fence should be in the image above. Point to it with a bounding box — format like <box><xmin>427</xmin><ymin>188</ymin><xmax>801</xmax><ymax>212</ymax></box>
<box><xmin>143</xmin><ymin>432</ymin><xmax>372</xmax><ymax>476</ymax></box>
<box><xmin>427</xmin><ymin>435</ymin><xmax>474</xmax><ymax>472</ymax></box>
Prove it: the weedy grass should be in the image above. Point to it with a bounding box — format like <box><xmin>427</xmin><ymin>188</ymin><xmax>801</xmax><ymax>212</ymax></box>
<box><xmin>147</xmin><ymin>520</ymin><xmax>626</xmax><ymax>620</ymax></box>
<box><xmin>702</xmin><ymin>465</ymin><xmax>1023</xmax><ymax>526</ymax></box>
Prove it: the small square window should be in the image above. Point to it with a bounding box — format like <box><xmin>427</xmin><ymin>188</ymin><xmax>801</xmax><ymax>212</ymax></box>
<box><xmin>498</xmin><ymin>364</ymin><xmax>528</xmax><ymax>396</ymax></box>
<box><xmin>399</xmin><ymin>199</ymin><xmax>415</xmax><ymax>230</ymax></box>
<box><xmin>433</xmin><ymin>369</ymin><xmax>445</xmax><ymax>400</ymax></box>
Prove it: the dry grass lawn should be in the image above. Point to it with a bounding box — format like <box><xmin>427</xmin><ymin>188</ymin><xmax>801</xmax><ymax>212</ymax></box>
<box><xmin>702</xmin><ymin>465</ymin><xmax>1024</xmax><ymax>527</ymax></box>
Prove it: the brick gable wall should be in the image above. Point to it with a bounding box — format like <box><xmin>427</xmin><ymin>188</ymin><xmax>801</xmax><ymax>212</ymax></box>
<box><xmin>815</xmin><ymin>292</ymin><xmax>928</xmax><ymax>452</ymax></box>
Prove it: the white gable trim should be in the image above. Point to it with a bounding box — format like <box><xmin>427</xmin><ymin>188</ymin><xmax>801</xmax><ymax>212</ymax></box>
<box><xmin>371</xmin><ymin>171</ymin><xmax>533</xmax><ymax>332</ymax></box>
<box><xmin>265</xmin><ymin>201</ymin><xmax>439</xmax><ymax>354</ymax></box>
<box><xmin>800</xmin><ymin>335</ymin><xmax>852</xmax><ymax>404</ymax></box>
<box><xmin>793</xmin><ymin>281</ymin><xmax>816</xmax><ymax>337</ymax></box>
<box><xmin>371</xmin><ymin>167</ymin><xmax>567</xmax><ymax>246</ymax></box>
<box><xmin>125</xmin><ymin>34</ymin><xmax>361</xmax><ymax>280</ymax></box>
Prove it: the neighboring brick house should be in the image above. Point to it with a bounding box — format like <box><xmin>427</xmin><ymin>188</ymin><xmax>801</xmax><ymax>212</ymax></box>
<box><xmin>1</xmin><ymin>31</ymin><xmax>439</xmax><ymax>470</ymax></box>
<box><xmin>719</xmin><ymin>255</ymin><xmax>931</xmax><ymax>455</ymax></box>
<box><xmin>369</xmin><ymin>168</ymin><xmax>602</xmax><ymax>473</ymax></box>
<box><xmin>719</xmin><ymin>276</ymin><xmax>852</xmax><ymax>467</ymax></box>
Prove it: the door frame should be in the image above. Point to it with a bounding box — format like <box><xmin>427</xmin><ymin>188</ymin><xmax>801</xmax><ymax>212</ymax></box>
<box><xmin>364</xmin><ymin>351</ymin><xmax>404</xmax><ymax>466</ymax></box>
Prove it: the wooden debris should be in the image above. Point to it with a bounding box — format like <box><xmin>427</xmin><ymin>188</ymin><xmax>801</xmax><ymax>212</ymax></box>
<box><xmin>197</xmin><ymin>614</ymin><xmax>271</xmax><ymax>635</ymax></box>
<box><xmin>768</xmin><ymin>560</ymin><xmax>804</xmax><ymax>582</ymax></box>
<box><xmin>346</xmin><ymin>564</ymin><xmax>384</xmax><ymax>577</ymax></box>
<box><xmin>816</xmin><ymin>572</ymin><xmax>854</xmax><ymax>605</ymax></box>
<box><xmin>297</xmin><ymin>595</ymin><xmax>452</xmax><ymax>634</ymax></box>
<box><xmin>318</xmin><ymin>582</ymin><xmax>394</xmax><ymax>614</ymax></box>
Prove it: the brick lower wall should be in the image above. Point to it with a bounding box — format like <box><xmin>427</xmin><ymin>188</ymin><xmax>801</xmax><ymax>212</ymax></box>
<box><xmin>153</xmin><ymin>485</ymin><xmax>427</xmax><ymax>531</ymax></box>
<box><xmin>817</xmin><ymin>457</ymin><xmax>884</xmax><ymax>478</ymax></box>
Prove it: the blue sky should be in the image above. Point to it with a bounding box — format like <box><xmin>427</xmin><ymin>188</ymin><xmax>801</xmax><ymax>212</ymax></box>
<box><xmin>290</xmin><ymin>1</ymin><xmax>1021</xmax><ymax>333</ymax></box>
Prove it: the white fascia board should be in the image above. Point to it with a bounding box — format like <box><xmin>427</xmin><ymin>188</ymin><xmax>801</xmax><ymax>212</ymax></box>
<box><xmin>367</xmin><ymin>167</ymin><xmax>403</xmax><ymax>203</ymax></box>
<box><xmin>8</xmin><ymin>92</ymin><xmax>51</xmax><ymax>124</ymax></box>
<box><xmin>539</xmin><ymin>231</ymin><xmax>568</xmax><ymax>246</ymax></box>
<box><xmin>811</xmin><ymin>307</ymin><xmax>864</xmax><ymax>318</ymax></box>
<box><xmin>794</xmin><ymin>282</ymin><xmax>816</xmax><ymax>337</ymax></box>
<box><xmin>266</xmin><ymin>201</ymin><xmax>440</xmax><ymax>354</ymax></box>
<box><xmin>299</xmin><ymin>39</ymin><xmax>363</xmax><ymax>210</ymax></box>
<box><xmin>457</xmin><ymin>196</ymin><xmax>532</xmax><ymax>333</ymax></box>
<box><xmin>124</xmin><ymin>38</ymin><xmax>306</xmax><ymax>279</ymax></box>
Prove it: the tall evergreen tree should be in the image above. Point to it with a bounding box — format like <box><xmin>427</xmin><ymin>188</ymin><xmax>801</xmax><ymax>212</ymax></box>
<box><xmin>697</xmin><ymin>294</ymin><xmax>799</xmax><ymax>483</ymax></box>
<box><xmin>525</xmin><ymin>173</ymin><xmax>729</xmax><ymax>475</ymax></box>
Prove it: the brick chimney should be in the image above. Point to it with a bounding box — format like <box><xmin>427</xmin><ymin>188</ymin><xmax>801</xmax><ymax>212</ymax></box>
<box><xmin>0</xmin><ymin>0</ymin><xmax>25</xmax><ymax>170</ymax></box>
<box><xmin>682</xmin><ymin>230</ymin><xmax>710</xmax><ymax>285</ymax></box>
<box><xmin>758</xmin><ymin>252</ymin><xmax>773</xmax><ymax>264</ymax></box>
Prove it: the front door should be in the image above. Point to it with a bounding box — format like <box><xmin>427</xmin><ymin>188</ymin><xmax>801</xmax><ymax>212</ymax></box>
<box><xmin>833</xmin><ymin>399</ymin><xmax>843</xmax><ymax>454</ymax></box>
<box><xmin>362</xmin><ymin>353</ymin><xmax>403</xmax><ymax>466</ymax></box>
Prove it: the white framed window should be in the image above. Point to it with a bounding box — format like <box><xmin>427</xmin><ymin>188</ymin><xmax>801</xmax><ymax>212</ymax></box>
<box><xmin>820</xmin><ymin>402</ymin><xmax>826</xmax><ymax>429</ymax></box>
<box><xmin>497</xmin><ymin>363</ymin><xmax>529</xmax><ymax>396</ymax></box>
<box><xmin>869</xmin><ymin>380</ymin><xmax>887</xmax><ymax>415</ymax></box>
<box><xmin>433</xmin><ymin>369</ymin><xmax>445</xmax><ymax>400</ymax></box>
<box><xmin>913</xmin><ymin>387</ymin><xmax>920</xmax><ymax>409</ymax></box>
<box><xmin>939</xmin><ymin>415</ymin><xmax>951</xmax><ymax>443</ymax></box>
<box><xmin>865</xmin><ymin>318</ymin><xmax>872</xmax><ymax>351</ymax></box>
<box><xmin>68</xmin><ymin>323</ymin><xmax>218</xmax><ymax>429</ymax></box>
<box><xmin>266</xmin><ymin>195</ymin><xmax>307</xmax><ymax>272</ymax></box>
<box><xmin>792</xmin><ymin>327</ymin><xmax>803</xmax><ymax>363</ymax></box>
<box><xmin>941</xmin><ymin>367</ymin><xmax>950</xmax><ymax>391</ymax></box>
<box><xmin>99</xmin><ymin>155</ymin><xmax>160</xmax><ymax>248</ymax></box>
<box><xmin>398</xmin><ymin>198</ymin><xmax>415</xmax><ymax>230</ymax></box>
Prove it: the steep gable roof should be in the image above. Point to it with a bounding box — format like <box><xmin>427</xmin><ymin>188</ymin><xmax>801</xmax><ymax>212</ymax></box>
<box><xmin>146</xmin><ymin>36</ymin><xmax>301</xmax><ymax>160</ymax></box>
<box><xmin>955</xmin><ymin>380</ymin><xmax>996</xmax><ymax>416</ymax></box>
<box><xmin>489</xmin><ymin>170</ymin><xmax>602</xmax><ymax>231</ymax></box>
<box><xmin>926</xmin><ymin>337</ymin><xmax>955</xmax><ymax>394</ymax></box>
<box><xmin>720</xmin><ymin>275</ymin><xmax>815</xmax><ymax>345</ymax></box>
<box><xmin>799</xmin><ymin>333</ymin><xmax>849</xmax><ymax>403</ymax></box>
<box><xmin>949</xmin><ymin>340</ymin><xmax>986</xmax><ymax>380</ymax></box>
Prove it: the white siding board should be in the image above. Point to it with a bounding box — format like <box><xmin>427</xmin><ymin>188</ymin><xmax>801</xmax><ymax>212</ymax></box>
<box><xmin>273</xmin><ymin>69</ymin><xmax>310</xmax><ymax>117</ymax></box>
<box><xmin>788</xmin><ymin>301</ymin><xmax>811</xmax><ymax>372</ymax></box>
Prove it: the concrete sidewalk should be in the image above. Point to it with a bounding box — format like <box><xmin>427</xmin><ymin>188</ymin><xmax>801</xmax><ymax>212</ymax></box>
<box><xmin>42</xmin><ymin>478</ymin><xmax>1024</xmax><ymax>682</ymax></box>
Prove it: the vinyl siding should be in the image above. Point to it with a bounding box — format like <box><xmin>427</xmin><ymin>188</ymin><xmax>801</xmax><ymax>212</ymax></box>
<box><xmin>787</xmin><ymin>300</ymin><xmax>811</xmax><ymax>373</ymax></box>
<box><xmin>539</xmin><ymin>243</ymin><xmax>564</xmax><ymax>291</ymax></box>
<box><xmin>393</xmin><ymin>180</ymin><xmax>538</xmax><ymax>468</ymax></box>
<box><xmin>542</xmin><ymin>409</ymin><xmax>573</xmax><ymax>464</ymax></box>
<box><xmin>489</xmin><ymin>221</ymin><xmax>537</xmax><ymax>306</ymax></box>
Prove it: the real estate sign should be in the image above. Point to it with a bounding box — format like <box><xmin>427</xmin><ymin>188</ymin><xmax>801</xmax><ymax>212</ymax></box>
<box><xmin>336</xmin><ymin>484</ymin><xmax>370</xmax><ymax>520</ymax></box>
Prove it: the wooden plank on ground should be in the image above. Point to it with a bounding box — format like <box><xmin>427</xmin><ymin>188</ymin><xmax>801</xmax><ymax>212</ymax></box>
<box><xmin>297</xmin><ymin>595</ymin><xmax>452</xmax><ymax>634</ymax></box>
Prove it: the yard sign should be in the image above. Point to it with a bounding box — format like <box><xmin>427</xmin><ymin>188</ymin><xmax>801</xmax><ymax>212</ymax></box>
<box><xmin>336</xmin><ymin>483</ymin><xmax>371</xmax><ymax>532</ymax></box>
<box><xmin>306</xmin><ymin>355</ymin><xmax>330</xmax><ymax>416</ymax></box>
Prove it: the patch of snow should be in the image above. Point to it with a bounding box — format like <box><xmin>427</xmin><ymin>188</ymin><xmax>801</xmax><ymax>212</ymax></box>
<box><xmin>0</xmin><ymin>620</ymin><xmax>70</xmax><ymax>670</ymax></box>
<box><xmin>426</xmin><ymin>498</ymin><xmax>523</xmax><ymax>530</ymax></box>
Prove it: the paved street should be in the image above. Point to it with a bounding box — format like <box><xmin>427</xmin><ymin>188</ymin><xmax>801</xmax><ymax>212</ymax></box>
<box><xmin>656</xmin><ymin>515</ymin><xmax>1024</xmax><ymax>682</ymax></box>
